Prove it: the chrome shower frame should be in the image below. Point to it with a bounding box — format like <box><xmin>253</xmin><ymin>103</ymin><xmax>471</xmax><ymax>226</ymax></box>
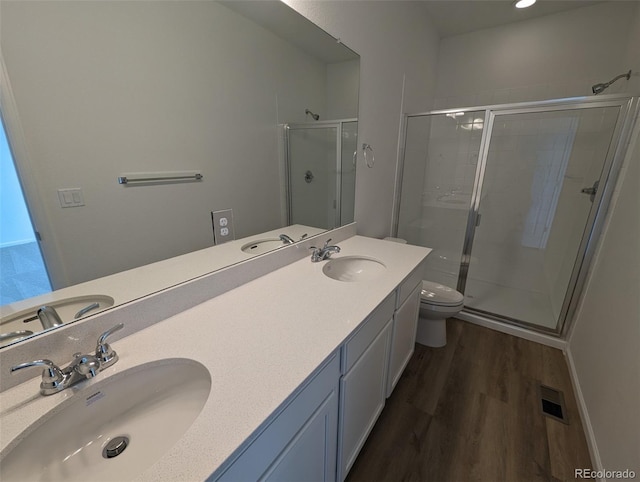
<box><xmin>393</xmin><ymin>94</ymin><xmax>639</xmax><ymax>337</ymax></box>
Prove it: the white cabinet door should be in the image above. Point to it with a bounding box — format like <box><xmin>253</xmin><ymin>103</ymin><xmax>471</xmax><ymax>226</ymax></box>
<box><xmin>386</xmin><ymin>282</ymin><xmax>421</xmax><ymax>398</ymax></box>
<box><xmin>338</xmin><ymin>320</ymin><xmax>392</xmax><ymax>481</ymax></box>
<box><xmin>216</xmin><ymin>353</ymin><xmax>340</xmax><ymax>482</ymax></box>
<box><xmin>263</xmin><ymin>389</ymin><xmax>338</xmax><ymax>482</ymax></box>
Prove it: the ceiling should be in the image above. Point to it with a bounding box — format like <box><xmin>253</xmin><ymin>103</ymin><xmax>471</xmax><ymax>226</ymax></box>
<box><xmin>221</xmin><ymin>1</ymin><xmax>359</xmax><ymax>63</ymax></box>
<box><xmin>420</xmin><ymin>0</ymin><xmax>605</xmax><ymax>37</ymax></box>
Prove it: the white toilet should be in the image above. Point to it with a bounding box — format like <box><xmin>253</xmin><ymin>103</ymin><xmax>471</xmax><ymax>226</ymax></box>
<box><xmin>417</xmin><ymin>280</ymin><xmax>464</xmax><ymax>347</ymax></box>
<box><xmin>384</xmin><ymin>237</ymin><xmax>464</xmax><ymax>347</ymax></box>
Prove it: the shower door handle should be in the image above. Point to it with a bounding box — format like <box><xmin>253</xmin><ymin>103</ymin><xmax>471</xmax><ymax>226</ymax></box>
<box><xmin>581</xmin><ymin>180</ymin><xmax>599</xmax><ymax>203</ymax></box>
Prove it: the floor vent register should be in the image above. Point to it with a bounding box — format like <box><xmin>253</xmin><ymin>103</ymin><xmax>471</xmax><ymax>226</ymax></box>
<box><xmin>539</xmin><ymin>384</ymin><xmax>568</xmax><ymax>424</ymax></box>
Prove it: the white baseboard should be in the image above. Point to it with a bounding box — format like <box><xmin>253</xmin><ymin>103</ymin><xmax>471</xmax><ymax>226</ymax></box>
<box><xmin>564</xmin><ymin>345</ymin><xmax>603</xmax><ymax>477</ymax></box>
<box><xmin>0</xmin><ymin>238</ymin><xmax>36</xmax><ymax>249</ymax></box>
<box><xmin>457</xmin><ymin>311</ymin><xmax>567</xmax><ymax>350</ymax></box>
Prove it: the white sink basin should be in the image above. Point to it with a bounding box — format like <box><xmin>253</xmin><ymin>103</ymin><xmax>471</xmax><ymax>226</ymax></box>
<box><xmin>241</xmin><ymin>238</ymin><xmax>284</xmax><ymax>254</ymax></box>
<box><xmin>0</xmin><ymin>358</ymin><xmax>211</xmax><ymax>482</ymax></box>
<box><xmin>322</xmin><ymin>256</ymin><xmax>387</xmax><ymax>282</ymax></box>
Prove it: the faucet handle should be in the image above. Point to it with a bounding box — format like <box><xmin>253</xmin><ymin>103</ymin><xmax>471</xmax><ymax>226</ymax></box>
<box><xmin>10</xmin><ymin>359</ymin><xmax>65</xmax><ymax>392</ymax></box>
<box><xmin>70</xmin><ymin>353</ymin><xmax>101</xmax><ymax>379</ymax></box>
<box><xmin>323</xmin><ymin>238</ymin><xmax>332</xmax><ymax>248</ymax></box>
<box><xmin>97</xmin><ymin>323</ymin><xmax>124</xmax><ymax>345</ymax></box>
<box><xmin>308</xmin><ymin>245</ymin><xmax>322</xmax><ymax>262</ymax></box>
<box><xmin>95</xmin><ymin>323</ymin><xmax>124</xmax><ymax>369</ymax></box>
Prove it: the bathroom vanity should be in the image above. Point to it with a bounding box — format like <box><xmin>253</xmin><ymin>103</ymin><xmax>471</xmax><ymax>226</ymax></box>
<box><xmin>0</xmin><ymin>231</ymin><xmax>430</xmax><ymax>482</ymax></box>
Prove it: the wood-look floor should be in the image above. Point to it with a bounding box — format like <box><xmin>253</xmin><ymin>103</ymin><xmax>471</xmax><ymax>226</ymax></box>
<box><xmin>346</xmin><ymin>319</ymin><xmax>591</xmax><ymax>482</ymax></box>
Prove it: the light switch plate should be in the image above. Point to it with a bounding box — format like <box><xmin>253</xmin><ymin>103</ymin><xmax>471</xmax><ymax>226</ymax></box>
<box><xmin>57</xmin><ymin>188</ymin><xmax>85</xmax><ymax>208</ymax></box>
<box><xmin>211</xmin><ymin>209</ymin><xmax>235</xmax><ymax>245</ymax></box>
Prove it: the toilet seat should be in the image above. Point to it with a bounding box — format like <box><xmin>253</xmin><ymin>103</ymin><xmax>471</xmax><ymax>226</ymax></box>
<box><xmin>420</xmin><ymin>280</ymin><xmax>464</xmax><ymax>307</ymax></box>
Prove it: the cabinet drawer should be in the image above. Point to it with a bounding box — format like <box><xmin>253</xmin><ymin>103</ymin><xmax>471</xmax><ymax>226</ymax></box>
<box><xmin>396</xmin><ymin>265</ymin><xmax>423</xmax><ymax>309</ymax></box>
<box><xmin>341</xmin><ymin>292</ymin><xmax>395</xmax><ymax>374</ymax></box>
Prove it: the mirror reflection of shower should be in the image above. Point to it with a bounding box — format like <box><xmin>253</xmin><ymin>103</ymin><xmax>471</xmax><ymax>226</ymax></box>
<box><xmin>283</xmin><ymin>119</ymin><xmax>357</xmax><ymax>230</ymax></box>
<box><xmin>305</xmin><ymin>109</ymin><xmax>320</xmax><ymax>121</ymax></box>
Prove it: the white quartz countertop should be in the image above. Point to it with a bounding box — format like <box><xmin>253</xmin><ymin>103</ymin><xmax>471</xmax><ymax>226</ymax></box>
<box><xmin>0</xmin><ymin>236</ymin><xmax>430</xmax><ymax>481</ymax></box>
<box><xmin>0</xmin><ymin>225</ymin><xmax>323</xmax><ymax>325</ymax></box>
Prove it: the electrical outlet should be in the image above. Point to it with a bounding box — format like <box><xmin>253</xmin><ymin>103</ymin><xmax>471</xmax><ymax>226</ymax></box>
<box><xmin>211</xmin><ymin>209</ymin><xmax>235</xmax><ymax>245</ymax></box>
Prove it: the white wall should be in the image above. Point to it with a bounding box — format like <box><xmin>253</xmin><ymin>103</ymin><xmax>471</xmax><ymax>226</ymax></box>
<box><xmin>1</xmin><ymin>1</ymin><xmax>330</xmax><ymax>288</ymax></box>
<box><xmin>434</xmin><ymin>2</ymin><xmax>637</xmax><ymax>109</ymax></box>
<box><xmin>568</xmin><ymin>109</ymin><xmax>640</xmax><ymax>475</ymax></box>
<box><xmin>284</xmin><ymin>0</ymin><xmax>440</xmax><ymax>238</ymax></box>
<box><xmin>623</xmin><ymin>3</ymin><xmax>640</xmax><ymax>96</ymax></box>
<box><xmin>568</xmin><ymin>3</ymin><xmax>640</xmax><ymax>475</ymax></box>
<box><xmin>326</xmin><ymin>59</ymin><xmax>360</xmax><ymax>121</ymax></box>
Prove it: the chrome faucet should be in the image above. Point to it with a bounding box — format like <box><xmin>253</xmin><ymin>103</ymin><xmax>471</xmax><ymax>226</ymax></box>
<box><xmin>37</xmin><ymin>306</ymin><xmax>64</xmax><ymax>330</ymax></box>
<box><xmin>10</xmin><ymin>323</ymin><xmax>124</xmax><ymax>396</ymax></box>
<box><xmin>279</xmin><ymin>234</ymin><xmax>295</xmax><ymax>244</ymax></box>
<box><xmin>310</xmin><ymin>239</ymin><xmax>341</xmax><ymax>262</ymax></box>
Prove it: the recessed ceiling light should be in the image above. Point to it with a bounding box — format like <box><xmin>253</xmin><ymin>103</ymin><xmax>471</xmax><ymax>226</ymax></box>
<box><xmin>514</xmin><ymin>0</ymin><xmax>536</xmax><ymax>9</ymax></box>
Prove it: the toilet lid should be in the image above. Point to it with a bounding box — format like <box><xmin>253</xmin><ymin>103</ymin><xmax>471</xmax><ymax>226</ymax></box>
<box><xmin>420</xmin><ymin>280</ymin><xmax>464</xmax><ymax>306</ymax></box>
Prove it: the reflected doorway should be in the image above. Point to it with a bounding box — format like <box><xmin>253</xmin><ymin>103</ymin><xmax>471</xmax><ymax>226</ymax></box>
<box><xmin>0</xmin><ymin>118</ymin><xmax>51</xmax><ymax>305</ymax></box>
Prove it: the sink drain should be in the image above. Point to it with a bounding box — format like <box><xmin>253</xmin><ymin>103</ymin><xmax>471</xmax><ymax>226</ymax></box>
<box><xmin>103</xmin><ymin>436</ymin><xmax>129</xmax><ymax>459</ymax></box>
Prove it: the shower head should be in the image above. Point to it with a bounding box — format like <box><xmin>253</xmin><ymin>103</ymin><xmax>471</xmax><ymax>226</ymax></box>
<box><xmin>592</xmin><ymin>70</ymin><xmax>631</xmax><ymax>95</ymax></box>
<box><xmin>305</xmin><ymin>109</ymin><xmax>320</xmax><ymax>121</ymax></box>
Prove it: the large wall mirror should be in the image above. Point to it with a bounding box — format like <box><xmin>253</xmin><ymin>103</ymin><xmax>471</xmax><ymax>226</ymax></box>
<box><xmin>0</xmin><ymin>0</ymin><xmax>359</xmax><ymax>347</ymax></box>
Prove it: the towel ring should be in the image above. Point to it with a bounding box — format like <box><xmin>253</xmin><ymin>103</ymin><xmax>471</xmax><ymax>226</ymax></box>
<box><xmin>362</xmin><ymin>143</ymin><xmax>375</xmax><ymax>168</ymax></box>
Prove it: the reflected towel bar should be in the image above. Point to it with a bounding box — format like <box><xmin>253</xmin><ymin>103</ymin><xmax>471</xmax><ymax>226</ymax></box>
<box><xmin>118</xmin><ymin>172</ymin><xmax>203</xmax><ymax>185</ymax></box>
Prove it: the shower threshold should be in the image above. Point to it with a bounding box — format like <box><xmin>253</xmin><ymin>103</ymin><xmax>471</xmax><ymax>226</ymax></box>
<box><xmin>463</xmin><ymin>278</ymin><xmax>558</xmax><ymax>330</ymax></box>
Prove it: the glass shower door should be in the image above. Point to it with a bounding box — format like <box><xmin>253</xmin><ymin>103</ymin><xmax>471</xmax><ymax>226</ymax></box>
<box><xmin>397</xmin><ymin>111</ymin><xmax>485</xmax><ymax>287</ymax></box>
<box><xmin>463</xmin><ymin>105</ymin><xmax>622</xmax><ymax>331</ymax></box>
<box><xmin>340</xmin><ymin>121</ymin><xmax>357</xmax><ymax>225</ymax></box>
<box><xmin>287</xmin><ymin>125</ymin><xmax>339</xmax><ymax>230</ymax></box>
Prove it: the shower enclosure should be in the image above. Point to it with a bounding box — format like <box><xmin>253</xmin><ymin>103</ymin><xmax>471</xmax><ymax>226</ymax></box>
<box><xmin>284</xmin><ymin>119</ymin><xmax>357</xmax><ymax>230</ymax></box>
<box><xmin>394</xmin><ymin>95</ymin><xmax>638</xmax><ymax>335</ymax></box>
